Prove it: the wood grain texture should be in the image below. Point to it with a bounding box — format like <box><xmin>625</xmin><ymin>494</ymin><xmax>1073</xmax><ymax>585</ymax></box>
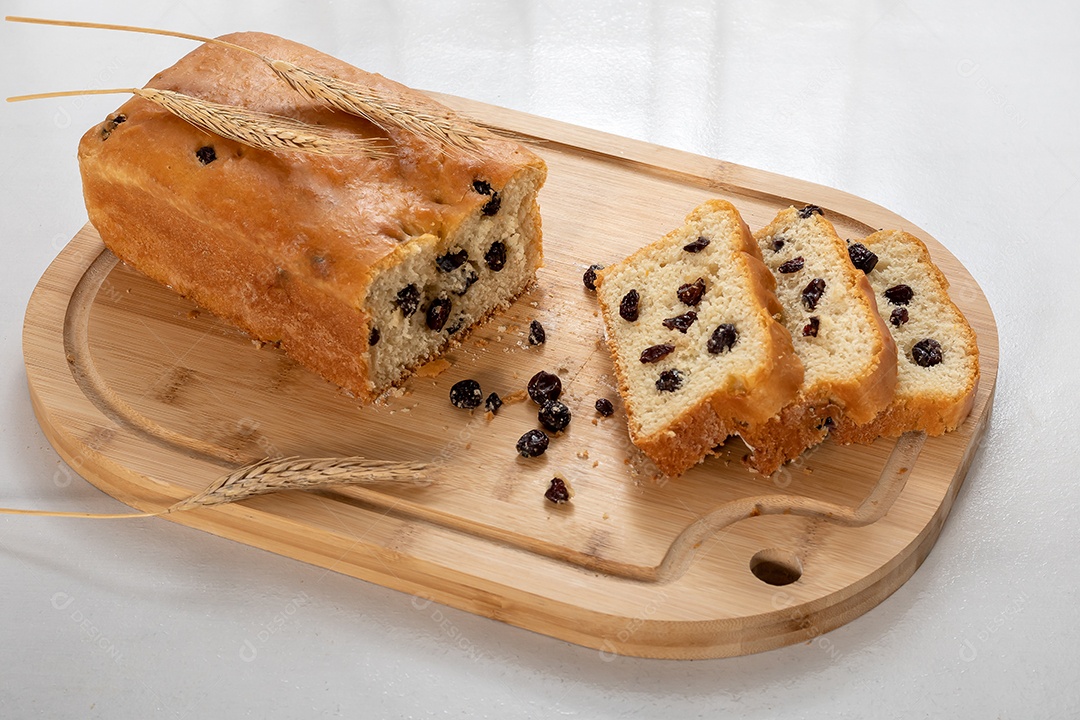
<box><xmin>22</xmin><ymin>93</ymin><xmax>998</xmax><ymax>659</ymax></box>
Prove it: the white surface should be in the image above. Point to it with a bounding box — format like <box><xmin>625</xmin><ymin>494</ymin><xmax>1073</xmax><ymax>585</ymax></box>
<box><xmin>1</xmin><ymin>0</ymin><xmax>1077</xmax><ymax>717</ymax></box>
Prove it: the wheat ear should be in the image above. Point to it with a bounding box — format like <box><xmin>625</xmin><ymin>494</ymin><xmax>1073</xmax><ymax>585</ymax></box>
<box><xmin>0</xmin><ymin>456</ymin><xmax>430</xmax><ymax>519</ymax></box>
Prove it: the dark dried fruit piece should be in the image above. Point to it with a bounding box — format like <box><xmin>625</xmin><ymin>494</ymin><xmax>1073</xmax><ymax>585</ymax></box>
<box><xmin>890</xmin><ymin>307</ymin><xmax>909</xmax><ymax>326</ymax></box>
<box><xmin>802</xmin><ymin>278</ymin><xmax>826</xmax><ymax>311</ymax></box>
<box><xmin>528</xmin><ymin>320</ymin><xmax>546</xmax><ymax>345</ymax></box>
<box><xmin>677</xmin><ymin>278</ymin><xmax>706</xmax><ymax>306</ymax></box>
<box><xmin>482</xmin><ymin>192</ymin><xmax>501</xmax><ymax>216</ymax></box>
<box><xmin>802</xmin><ymin>317</ymin><xmax>820</xmax><ymax>337</ymax></box>
<box><xmin>619</xmin><ymin>290</ymin><xmax>640</xmax><ymax>322</ymax></box>
<box><xmin>848</xmin><ymin>242</ymin><xmax>879</xmax><ymax>274</ymax></box>
<box><xmin>485</xmin><ymin>392</ymin><xmax>503</xmax><ymax>414</ymax></box>
<box><xmin>884</xmin><ymin>284</ymin><xmax>914</xmax><ymax>305</ymax></box>
<box><xmin>538</xmin><ymin>400</ymin><xmax>572</xmax><ymax>433</ymax></box>
<box><xmin>426</xmin><ymin>297</ymin><xmax>452</xmax><ymax>331</ymax></box>
<box><xmin>396</xmin><ymin>284</ymin><xmax>420</xmax><ymax>317</ymax></box>
<box><xmin>484</xmin><ymin>241</ymin><xmax>507</xmax><ymax>271</ymax></box>
<box><xmin>683</xmin><ymin>236</ymin><xmax>710</xmax><ymax>253</ymax></box>
<box><xmin>544</xmin><ymin>477</ymin><xmax>572</xmax><ymax>504</ymax></box>
<box><xmin>472</xmin><ymin>179</ymin><xmax>493</xmax><ymax>195</ymax></box>
<box><xmin>662</xmin><ymin>311</ymin><xmax>698</xmax><ymax>334</ymax></box>
<box><xmin>778</xmin><ymin>257</ymin><xmax>805</xmax><ymax>274</ymax></box>
<box><xmin>595</xmin><ymin>398</ymin><xmax>614</xmax><ymax>417</ymax></box>
<box><xmin>912</xmin><ymin>338</ymin><xmax>944</xmax><ymax>367</ymax></box>
<box><xmin>445</xmin><ymin>317</ymin><xmax>465</xmax><ymax>335</ymax></box>
<box><xmin>100</xmin><ymin>113</ymin><xmax>126</xmax><ymax>140</ymax></box>
<box><xmin>527</xmin><ymin>370</ymin><xmax>562</xmax><ymax>405</ymax></box>
<box><xmin>195</xmin><ymin>146</ymin><xmax>216</xmax><ymax>165</ymax></box>
<box><xmin>640</xmin><ymin>343</ymin><xmax>675</xmax><ymax>363</ymax></box>
<box><xmin>516</xmin><ymin>429</ymin><xmax>549</xmax><ymax>457</ymax></box>
<box><xmin>583</xmin><ymin>264</ymin><xmax>604</xmax><ymax>291</ymax></box>
<box><xmin>452</xmin><ymin>268</ymin><xmax>479</xmax><ymax>296</ymax></box>
<box><xmin>436</xmin><ymin>249</ymin><xmax>469</xmax><ymax>272</ymax></box>
<box><xmin>656</xmin><ymin>369</ymin><xmax>684</xmax><ymax>392</ymax></box>
<box><xmin>798</xmin><ymin>204</ymin><xmax>824</xmax><ymax>218</ymax></box>
<box><xmin>707</xmin><ymin>324</ymin><xmax>738</xmax><ymax>354</ymax></box>
<box><xmin>771</xmin><ymin>237</ymin><xmax>786</xmax><ymax>252</ymax></box>
<box><xmin>449</xmin><ymin>379</ymin><xmax>483</xmax><ymax>409</ymax></box>
<box><xmin>368</xmin><ymin>327</ymin><xmax>380</xmax><ymax>346</ymax></box>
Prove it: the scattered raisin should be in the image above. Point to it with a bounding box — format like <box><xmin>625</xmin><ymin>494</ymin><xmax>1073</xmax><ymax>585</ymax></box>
<box><xmin>662</xmin><ymin>311</ymin><xmax>698</xmax><ymax>334</ymax></box>
<box><xmin>473</xmin><ymin>179</ymin><xmax>493</xmax><ymax>195</ymax></box>
<box><xmin>798</xmin><ymin>204</ymin><xmax>824</xmax><ymax>218</ymax></box>
<box><xmin>484</xmin><ymin>241</ymin><xmax>507</xmax><ymax>271</ymax></box>
<box><xmin>528</xmin><ymin>319</ymin><xmax>546</xmax><ymax>346</ymax></box>
<box><xmin>595</xmin><ymin>398</ymin><xmax>614</xmax><ymax>417</ymax></box>
<box><xmin>677</xmin><ymin>278</ymin><xmax>706</xmax><ymax>306</ymax></box>
<box><xmin>396</xmin><ymin>284</ymin><xmax>420</xmax><ymax>317</ymax></box>
<box><xmin>482</xmin><ymin>192</ymin><xmax>502</xmax><ymax>216</ymax></box>
<box><xmin>436</xmin><ymin>249</ymin><xmax>469</xmax><ymax>272</ymax></box>
<box><xmin>656</xmin><ymin>369</ymin><xmax>684</xmax><ymax>392</ymax></box>
<box><xmin>912</xmin><ymin>338</ymin><xmax>944</xmax><ymax>367</ymax></box>
<box><xmin>538</xmin><ymin>400</ymin><xmax>572</xmax><ymax>433</ymax></box>
<box><xmin>545</xmin><ymin>477</ymin><xmax>572</xmax><ymax>504</ymax></box>
<box><xmin>640</xmin><ymin>343</ymin><xmax>675</xmax><ymax>363</ymax></box>
<box><xmin>778</xmin><ymin>257</ymin><xmax>805</xmax><ymax>274</ymax></box>
<box><xmin>802</xmin><ymin>278</ymin><xmax>826</xmax><ymax>311</ymax></box>
<box><xmin>890</xmin><ymin>307</ymin><xmax>909</xmax><ymax>326</ymax></box>
<box><xmin>884</xmin><ymin>284</ymin><xmax>914</xmax><ymax>305</ymax></box>
<box><xmin>707</xmin><ymin>324</ymin><xmax>738</xmax><ymax>354</ymax></box>
<box><xmin>426</xmin><ymin>297</ymin><xmax>452</xmax><ymax>331</ymax></box>
<box><xmin>802</xmin><ymin>317</ymin><xmax>820</xmax><ymax>337</ymax></box>
<box><xmin>485</xmin><ymin>392</ymin><xmax>503</xmax><ymax>414</ymax></box>
<box><xmin>516</xmin><ymin>429</ymin><xmax>549</xmax><ymax>457</ymax></box>
<box><xmin>452</xmin><ymin>268</ymin><xmax>479</xmax><ymax>295</ymax></box>
<box><xmin>527</xmin><ymin>370</ymin><xmax>562</xmax><ymax>405</ymax></box>
<box><xmin>771</xmin><ymin>237</ymin><xmax>786</xmax><ymax>252</ymax></box>
<box><xmin>683</xmin><ymin>236</ymin><xmax>710</xmax><ymax>253</ymax></box>
<box><xmin>195</xmin><ymin>146</ymin><xmax>217</xmax><ymax>165</ymax></box>
<box><xmin>449</xmin><ymin>379</ymin><xmax>483</xmax><ymax>409</ymax></box>
<box><xmin>848</xmin><ymin>243</ymin><xmax>879</xmax><ymax>274</ymax></box>
<box><xmin>583</xmin><ymin>264</ymin><xmax>604</xmax><ymax>291</ymax></box>
<box><xmin>619</xmin><ymin>290</ymin><xmax>640</xmax><ymax>322</ymax></box>
<box><xmin>368</xmin><ymin>327</ymin><xmax>380</xmax><ymax>346</ymax></box>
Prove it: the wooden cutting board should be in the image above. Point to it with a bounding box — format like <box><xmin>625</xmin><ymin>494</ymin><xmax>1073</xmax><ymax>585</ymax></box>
<box><xmin>22</xmin><ymin>93</ymin><xmax>997</xmax><ymax>659</ymax></box>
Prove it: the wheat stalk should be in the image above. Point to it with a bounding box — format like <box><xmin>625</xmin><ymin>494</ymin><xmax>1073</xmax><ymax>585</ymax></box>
<box><xmin>7</xmin><ymin>16</ymin><xmax>494</xmax><ymax>153</ymax></box>
<box><xmin>0</xmin><ymin>456</ymin><xmax>430</xmax><ymax>519</ymax></box>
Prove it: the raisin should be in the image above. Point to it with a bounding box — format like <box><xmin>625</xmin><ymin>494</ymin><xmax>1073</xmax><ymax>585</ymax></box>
<box><xmin>798</xmin><ymin>204</ymin><xmax>824</xmax><ymax>218</ymax></box>
<box><xmin>778</xmin><ymin>257</ymin><xmax>805</xmax><ymax>274</ymax></box>
<box><xmin>436</xmin><ymin>249</ymin><xmax>469</xmax><ymax>272</ymax></box>
<box><xmin>884</xmin><ymin>284</ymin><xmax>914</xmax><ymax>305</ymax></box>
<box><xmin>890</xmin><ymin>307</ymin><xmax>909</xmax><ymax>326</ymax></box>
<box><xmin>538</xmin><ymin>400</ymin><xmax>572</xmax><ymax>433</ymax></box>
<box><xmin>583</xmin><ymin>264</ymin><xmax>604</xmax><ymax>291</ymax></box>
<box><xmin>426</xmin><ymin>297</ymin><xmax>452</xmax><ymax>331</ymax></box>
<box><xmin>771</xmin><ymin>237</ymin><xmax>786</xmax><ymax>252</ymax></box>
<box><xmin>677</xmin><ymin>278</ymin><xmax>706</xmax><ymax>306</ymax></box>
<box><xmin>473</xmin><ymin>179</ymin><xmax>493</xmax><ymax>195</ymax></box>
<box><xmin>802</xmin><ymin>317</ymin><xmax>820</xmax><ymax>337</ymax></box>
<box><xmin>656</xmin><ymin>369</ymin><xmax>684</xmax><ymax>392</ymax></box>
<box><xmin>445</xmin><ymin>317</ymin><xmax>465</xmax><ymax>335</ymax></box>
<box><xmin>452</xmin><ymin>268</ymin><xmax>479</xmax><ymax>295</ymax></box>
<box><xmin>707</xmin><ymin>324</ymin><xmax>738</xmax><ymax>354</ymax></box>
<box><xmin>482</xmin><ymin>192</ymin><xmax>502</xmax><ymax>216</ymax></box>
<box><xmin>396</xmin><ymin>285</ymin><xmax>420</xmax><ymax>317</ymax></box>
<box><xmin>484</xmin><ymin>241</ymin><xmax>507</xmax><ymax>271</ymax></box>
<box><xmin>368</xmin><ymin>327</ymin><xmax>380</xmax><ymax>346</ymax></box>
<box><xmin>195</xmin><ymin>146</ymin><xmax>217</xmax><ymax>165</ymax></box>
<box><xmin>912</xmin><ymin>338</ymin><xmax>944</xmax><ymax>367</ymax></box>
<box><xmin>449</xmin><ymin>379</ymin><xmax>483</xmax><ymax>409</ymax></box>
<box><xmin>527</xmin><ymin>370</ymin><xmax>562</xmax><ymax>405</ymax></box>
<box><xmin>619</xmin><ymin>290</ymin><xmax>640</xmax><ymax>322</ymax></box>
<box><xmin>544</xmin><ymin>477</ymin><xmax>572</xmax><ymax>504</ymax></box>
<box><xmin>528</xmin><ymin>319</ymin><xmax>546</xmax><ymax>346</ymax></box>
<box><xmin>848</xmin><ymin>242</ymin><xmax>879</xmax><ymax>274</ymax></box>
<box><xmin>802</xmin><ymin>278</ymin><xmax>826</xmax><ymax>311</ymax></box>
<box><xmin>683</xmin><ymin>236</ymin><xmax>710</xmax><ymax>253</ymax></box>
<box><xmin>640</xmin><ymin>343</ymin><xmax>675</xmax><ymax>363</ymax></box>
<box><xmin>595</xmin><ymin>398</ymin><xmax>614</xmax><ymax>417</ymax></box>
<box><xmin>662</xmin><ymin>311</ymin><xmax>698</xmax><ymax>334</ymax></box>
<box><xmin>516</xmin><ymin>429</ymin><xmax>549</xmax><ymax>457</ymax></box>
<box><xmin>485</xmin><ymin>392</ymin><xmax>503</xmax><ymax>414</ymax></box>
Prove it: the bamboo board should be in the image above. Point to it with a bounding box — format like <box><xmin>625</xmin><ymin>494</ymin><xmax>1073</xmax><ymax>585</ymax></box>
<box><xmin>22</xmin><ymin>94</ymin><xmax>998</xmax><ymax>659</ymax></box>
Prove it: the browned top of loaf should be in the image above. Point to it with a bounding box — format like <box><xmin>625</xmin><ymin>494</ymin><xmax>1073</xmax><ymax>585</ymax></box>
<box><xmin>77</xmin><ymin>32</ymin><xmax>545</xmax><ymax>301</ymax></box>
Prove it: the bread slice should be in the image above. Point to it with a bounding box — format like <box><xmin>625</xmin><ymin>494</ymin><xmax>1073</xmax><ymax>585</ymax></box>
<box><xmin>738</xmin><ymin>206</ymin><xmax>897</xmax><ymax>475</ymax></box>
<box><xmin>77</xmin><ymin>33</ymin><xmax>546</xmax><ymax>402</ymax></box>
<box><xmin>594</xmin><ymin>200</ymin><xmax>804</xmax><ymax>477</ymax></box>
<box><xmin>830</xmin><ymin>230</ymin><xmax>979</xmax><ymax>442</ymax></box>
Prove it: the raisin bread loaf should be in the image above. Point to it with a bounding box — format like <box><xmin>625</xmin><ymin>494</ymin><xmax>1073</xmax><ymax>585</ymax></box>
<box><xmin>594</xmin><ymin>200</ymin><xmax>804</xmax><ymax>477</ymax></box>
<box><xmin>738</xmin><ymin>206</ymin><xmax>897</xmax><ymax>475</ymax></box>
<box><xmin>77</xmin><ymin>33</ymin><xmax>546</xmax><ymax>401</ymax></box>
<box><xmin>830</xmin><ymin>230</ymin><xmax>979</xmax><ymax>442</ymax></box>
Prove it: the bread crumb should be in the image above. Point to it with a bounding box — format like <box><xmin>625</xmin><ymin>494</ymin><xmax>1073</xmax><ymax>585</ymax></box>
<box><xmin>803</xmin><ymin>467</ymin><xmax>814</xmax><ymax>475</ymax></box>
<box><xmin>415</xmin><ymin>358</ymin><xmax>452</xmax><ymax>378</ymax></box>
<box><xmin>465</xmin><ymin>442</ymin><xmax>472</xmax><ymax>451</ymax></box>
<box><xmin>602</xmin><ymin>512</ymin><xmax>609</xmax><ymax>520</ymax></box>
<box><xmin>591</xmin><ymin>418</ymin><xmax>598</xmax><ymax>426</ymax></box>
<box><xmin>474</xmin><ymin>338</ymin><xmax>489</xmax><ymax>348</ymax></box>
<box><xmin>502</xmin><ymin>390</ymin><xmax>528</xmax><ymax>405</ymax></box>
<box><xmin>186</xmin><ymin>309</ymin><xmax>200</xmax><ymax>320</ymax></box>
<box><xmin>592</xmin><ymin>460</ymin><xmax>599</xmax><ymax>468</ymax></box>
<box><xmin>485</xmin><ymin>411</ymin><xmax>495</xmax><ymax>422</ymax></box>
<box><xmin>576</xmin><ymin>449</ymin><xmax>589</xmax><ymax>459</ymax></box>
